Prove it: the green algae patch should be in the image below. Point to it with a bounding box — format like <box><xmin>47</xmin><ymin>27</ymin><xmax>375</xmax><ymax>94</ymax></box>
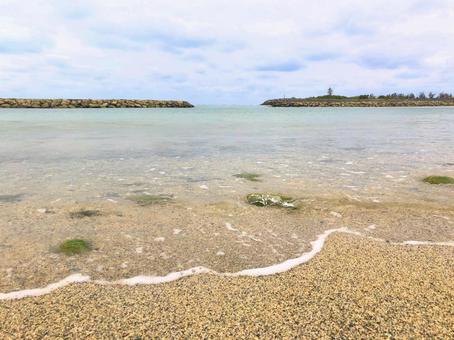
<box><xmin>246</xmin><ymin>193</ymin><xmax>296</xmax><ymax>208</ymax></box>
<box><xmin>127</xmin><ymin>194</ymin><xmax>173</xmax><ymax>206</ymax></box>
<box><xmin>234</xmin><ymin>172</ymin><xmax>261</xmax><ymax>182</ymax></box>
<box><xmin>58</xmin><ymin>239</ymin><xmax>92</xmax><ymax>255</ymax></box>
<box><xmin>69</xmin><ymin>209</ymin><xmax>101</xmax><ymax>219</ymax></box>
<box><xmin>423</xmin><ymin>176</ymin><xmax>454</xmax><ymax>185</ymax></box>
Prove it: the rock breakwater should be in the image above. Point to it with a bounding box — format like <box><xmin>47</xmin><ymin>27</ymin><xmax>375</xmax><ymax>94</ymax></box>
<box><xmin>0</xmin><ymin>98</ymin><xmax>194</xmax><ymax>108</ymax></box>
<box><xmin>262</xmin><ymin>98</ymin><xmax>454</xmax><ymax>107</ymax></box>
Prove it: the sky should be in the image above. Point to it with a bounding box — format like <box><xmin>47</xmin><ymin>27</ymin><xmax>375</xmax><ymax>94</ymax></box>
<box><xmin>0</xmin><ymin>0</ymin><xmax>453</xmax><ymax>104</ymax></box>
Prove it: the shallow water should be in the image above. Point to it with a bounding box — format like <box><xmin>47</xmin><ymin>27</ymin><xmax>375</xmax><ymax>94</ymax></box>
<box><xmin>1</xmin><ymin>106</ymin><xmax>454</xmax><ymax>204</ymax></box>
<box><xmin>1</xmin><ymin>106</ymin><xmax>454</xmax><ymax>294</ymax></box>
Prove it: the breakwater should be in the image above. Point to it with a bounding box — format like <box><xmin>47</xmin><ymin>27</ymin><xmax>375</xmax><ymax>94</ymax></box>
<box><xmin>262</xmin><ymin>98</ymin><xmax>454</xmax><ymax>107</ymax></box>
<box><xmin>0</xmin><ymin>98</ymin><xmax>194</xmax><ymax>108</ymax></box>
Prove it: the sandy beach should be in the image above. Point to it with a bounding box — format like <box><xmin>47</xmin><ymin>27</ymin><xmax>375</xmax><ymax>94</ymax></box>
<box><xmin>1</xmin><ymin>195</ymin><xmax>454</xmax><ymax>338</ymax></box>
<box><xmin>1</xmin><ymin>231</ymin><xmax>453</xmax><ymax>339</ymax></box>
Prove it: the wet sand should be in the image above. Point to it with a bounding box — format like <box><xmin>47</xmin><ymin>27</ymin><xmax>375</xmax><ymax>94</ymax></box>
<box><xmin>1</xmin><ymin>233</ymin><xmax>453</xmax><ymax>339</ymax></box>
<box><xmin>1</xmin><ymin>195</ymin><xmax>453</xmax><ymax>338</ymax></box>
<box><xmin>1</xmin><ymin>197</ymin><xmax>453</xmax><ymax>292</ymax></box>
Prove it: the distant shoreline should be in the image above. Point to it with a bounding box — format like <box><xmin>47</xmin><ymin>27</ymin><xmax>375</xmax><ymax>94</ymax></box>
<box><xmin>262</xmin><ymin>98</ymin><xmax>454</xmax><ymax>107</ymax></box>
<box><xmin>0</xmin><ymin>98</ymin><xmax>194</xmax><ymax>108</ymax></box>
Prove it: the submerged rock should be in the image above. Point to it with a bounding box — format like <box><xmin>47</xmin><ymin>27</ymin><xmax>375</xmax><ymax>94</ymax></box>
<box><xmin>423</xmin><ymin>176</ymin><xmax>454</xmax><ymax>185</ymax></box>
<box><xmin>246</xmin><ymin>193</ymin><xmax>296</xmax><ymax>208</ymax></box>
<box><xmin>57</xmin><ymin>239</ymin><xmax>92</xmax><ymax>255</ymax></box>
<box><xmin>127</xmin><ymin>194</ymin><xmax>173</xmax><ymax>206</ymax></box>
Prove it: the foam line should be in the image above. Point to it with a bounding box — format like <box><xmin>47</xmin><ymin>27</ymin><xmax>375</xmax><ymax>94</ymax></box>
<box><xmin>0</xmin><ymin>274</ymin><xmax>90</xmax><ymax>301</ymax></box>
<box><xmin>111</xmin><ymin>267</ymin><xmax>213</xmax><ymax>285</ymax></box>
<box><xmin>1</xmin><ymin>229</ymin><xmax>453</xmax><ymax>301</ymax></box>
<box><xmin>227</xmin><ymin>227</ymin><xmax>356</xmax><ymax>277</ymax></box>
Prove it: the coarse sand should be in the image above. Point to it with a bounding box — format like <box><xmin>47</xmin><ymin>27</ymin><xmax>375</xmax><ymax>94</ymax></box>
<box><xmin>1</xmin><ymin>233</ymin><xmax>453</xmax><ymax>339</ymax></box>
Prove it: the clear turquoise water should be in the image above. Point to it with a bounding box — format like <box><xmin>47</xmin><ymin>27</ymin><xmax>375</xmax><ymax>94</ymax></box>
<box><xmin>1</xmin><ymin>106</ymin><xmax>454</xmax><ymax>203</ymax></box>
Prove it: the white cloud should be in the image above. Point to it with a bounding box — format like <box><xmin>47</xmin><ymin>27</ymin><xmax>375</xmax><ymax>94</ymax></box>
<box><xmin>0</xmin><ymin>0</ymin><xmax>453</xmax><ymax>104</ymax></box>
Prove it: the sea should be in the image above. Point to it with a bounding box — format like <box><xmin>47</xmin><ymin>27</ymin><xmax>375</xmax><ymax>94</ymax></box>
<box><xmin>1</xmin><ymin>106</ymin><xmax>453</xmax><ymax>204</ymax></box>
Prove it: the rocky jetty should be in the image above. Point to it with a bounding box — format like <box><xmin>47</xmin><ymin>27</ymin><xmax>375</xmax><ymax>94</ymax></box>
<box><xmin>262</xmin><ymin>98</ymin><xmax>454</xmax><ymax>107</ymax></box>
<box><xmin>0</xmin><ymin>98</ymin><xmax>193</xmax><ymax>108</ymax></box>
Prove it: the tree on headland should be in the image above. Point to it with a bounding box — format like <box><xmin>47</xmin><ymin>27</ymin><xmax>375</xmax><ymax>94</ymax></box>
<box><xmin>358</xmin><ymin>94</ymin><xmax>376</xmax><ymax>99</ymax></box>
<box><xmin>438</xmin><ymin>92</ymin><xmax>453</xmax><ymax>100</ymax></box>
<box><xmin>277</xmin><ymin>90</ymin><xmax>454</xmax><ymax>102</ymax></box>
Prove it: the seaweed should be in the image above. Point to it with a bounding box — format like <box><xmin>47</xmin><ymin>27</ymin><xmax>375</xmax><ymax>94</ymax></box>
<box><xmin>127</xmin><ymin>194</ymin><xmax>173</xmax><ymax>206</ymax></box>
<box><xmin>234</xmin><ymin>172</ymin><xmax>261</xmax><ymax>182</ymax></box>
<box><xmin>0</xmin><ymin>194</ymin><xmax>22</xmax><ymax>203</ymax></box>
<box><xmin>57</xmin><ymin>239</ymin><xmax>92</xmax><ymax>255</ymax></box>
<box><xmin>69</xmin><ymin>209</ymin><xmax>101</xmax><ymax>219</ymax></box>
<box><xmin>423</xmin><ymin>176</ymin><xmax>454</xmax><ymax>185</ymax></box>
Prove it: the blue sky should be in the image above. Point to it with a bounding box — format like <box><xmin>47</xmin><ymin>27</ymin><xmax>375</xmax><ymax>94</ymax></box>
<box><xmin>0</xmin><ymin>0</ymin><xmax>453</xmax><ymax>104</ymax></box>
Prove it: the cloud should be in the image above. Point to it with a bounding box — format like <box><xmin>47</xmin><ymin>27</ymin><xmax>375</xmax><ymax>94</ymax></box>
<box><xmin>397</xmin><ymin>71</ymin><xmax>424</xmax><ymax>79</ymax></box>
<box><xmin>359</xmin><ymin>55</ymin><xmax>419</xmax><ymax>70</ymax></box>
<box><xmin>256</xmin><ymin>61</ymin><xmax>304</xmax><ymax>72</ymax></box>
<box><xmin>305</xmin><ymin>52</ymin><xmax>340</xmax><ymax>62</ymax></box>
<box><xmin>88</xmin><ymin>26</ymin><xmax>215</xmax><ymax>52</ymax></box>
<box><xmin>0</xmin><ymin>18</ymin><xmax>52</xmax><ymax>54</ymax></box>
<box><xmin>0</xmin><ymin>39</ymin><xmax>49</xmax><ymax>54</ymax></box>
<box><xmin>0</xmin><ymin>0</ymin><xmax>453</xmax><ymax>104</ymax></box>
